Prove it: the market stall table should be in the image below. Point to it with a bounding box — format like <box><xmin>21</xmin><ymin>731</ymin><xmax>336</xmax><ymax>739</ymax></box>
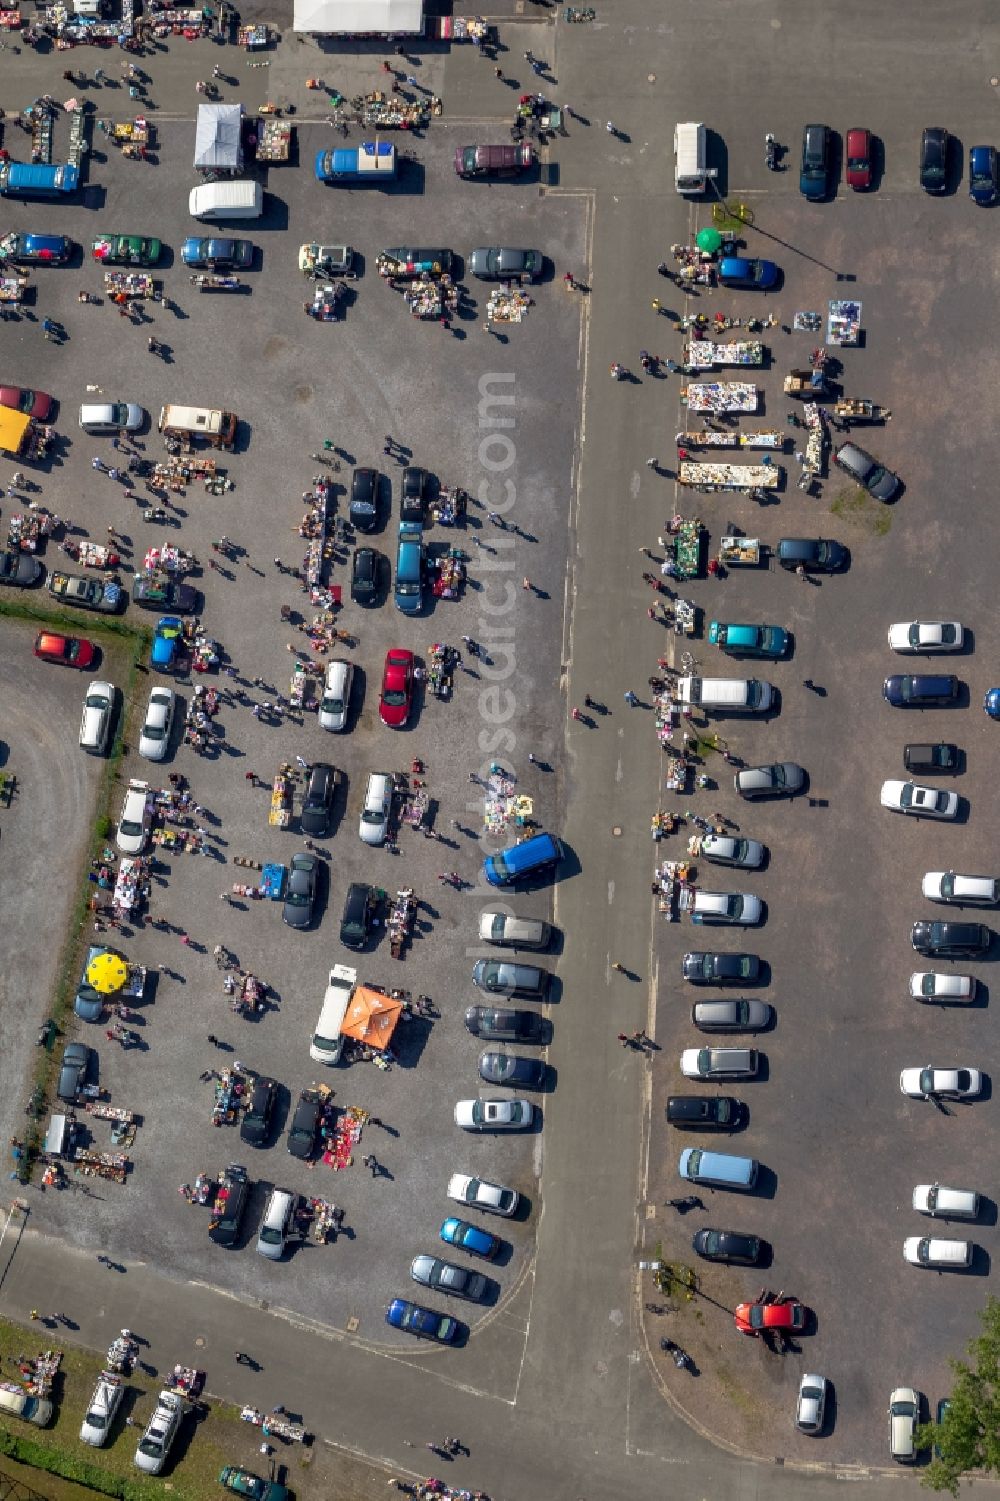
<box><xmin>74</xmin><ymin>1148</ymin><xmax>129</xmax><ymax>1184</ymax></box>
<box><xmin>834</xmin><ymin>397</ymin><xmax>891</xmax><ymax>426</ymax></box>
<box><xmin>388</xmin><ymin>888</ymin><xmax>416</xmax><ymax>958</ymax></box>
<box><xmin>678</xmin><ymin>462</ymin><xmax>779</xmax><ymax>490</ymax></box>
<box><xmin>827</xmin><ymin>299</ymin><xmax>862</xmax><ymax>346</ymax></box>
<box><xmin>432</xmin><ymin>551</ymin><xmax>466</xmax><ymax>599</ymax></box>
<box><xmin>8</xmin><ymin>510</ymin><xmax>52</xmax><ymax>551</ymax></box>
<box><xmin>305</xmin><ymin>282</ymin><xmax>345</xmax><ymax>320</ymax></box>
<box><xmin>678</xmin><ymin>429</ymin><xmax>782</xmax><ymax>449</ymax></box>
<box><xmin>256</xmin><ymin>118</ymin><xmax>291</xmax><ymax>161</ymax></box>
<box><xmin>403</xmin><ymin>275</ymin><xmax>458</xmax><ymax>320</ymax></box>
<box><xmin>682</xmin><ymin>382</ymin><xmax>758</xmax><ymax>414</ymax></box>
<box><xmin>269</xmin><ymin>769</ymin><xmax>292</xmax><ymax>828</ymax></box>
<box><xmin>113</xmin><ymin>855</ymin><xmax>148</xmax><ymax>915</ymax></box>
<box><xmin>358</xmin><ymin>91</ymin><xmax>429</xmax><ymax>129</ymax></box>
<box><xmin>684</xmin><ymin>339</ymin><xmax>764</xmax><ymax>370</ymax></box>
<box><xmin>718</xmin><ymin>535</ymin><xmax>761</xmax><ymax>567</ymax></box>
<box><xmin>211</xmin><ymin>1066</ymin><xmax>250</xmax><ymax>1126</ymax></box>
<box><xmin>74</xmin><ymin>540</ymin><xmax>119</xmax><ymax>568</ymax></box>
<box><xmin>190</xmin><ymin>274</ymin><xmax>244</xmax><ymax>293</ymax></box>
<box><xmin>104</xmin><ymin>270</ymin><xmax>159</xmax><ymax>300</ymax></box>
<box><xmin>668</xmin><ymin>517</ymin><xmax>704</xmax><ymax>579</ymax></box>
<box><xmin>487</xmin><ymin>288</ymin><xmax>532</xmax><ymax>324</ymax></box>
<box><xmin>0</xmin><ymin>272</ymin><xmax>29</xmax><ymax>304</ymax></box>
<box><xmin>802</xmin><ymin>402</ymin><xmax>825</xmax><ymax>474</ymax></box>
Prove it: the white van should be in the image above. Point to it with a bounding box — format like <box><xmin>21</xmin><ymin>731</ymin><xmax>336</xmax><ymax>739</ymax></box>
<box><xmin>310</xmin><ymin>963</ymin><xmax>357</xmax><ymax>1064</ymax></box>
<box><xmin>903</xmin><ymin>1237</ymin><xmax>972</xmax><ymax>1268</ymax></box>
<box><xmin>189</xmin><ymin>179</ymin><xmax>263</xmax><ymax>221</ymax></box>
<box><xmin>912</xmin><ymin>1183</ymin><xmax>980</xmax><ymax>1220</ymax></box>
<box><xmin>888</xmin><ymin>1387</ymin><xmax>920</xmax><ymax>1463</ymax></box>
<box><xmin>359</xmin><ymin>770</ymin><xmax>393</xmax><ymax>846</ymax></box>
<box><xmin>677</xmin><ymin>676</ymin><xmax>773</xmax><ymax>713</ymax></box>
<box><xmin>80</xmin><ymin>679</ymin><xmax>114</xmax><ymax>755</ymax></box>
<box><xmin>158</xmin><ymin>404</ymin><xmax>237</xmax><ymax>449</ymax></box>
<box><xmin>674</xmin><ymin>122</ymin><xmax>711</xmax><ymax>194</ymax></box>
<box><xmin>0</xmin><ymin>1384</ymin><xmax>53</xmax><ymax>1426</ymax></box>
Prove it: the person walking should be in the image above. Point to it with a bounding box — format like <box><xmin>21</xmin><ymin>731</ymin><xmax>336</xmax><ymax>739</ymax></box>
<box><xmin>624</xmin><ymin>689</ymin><xmax>639</xmax><ymax>706</ymax></box>
<box><xmin>611</xmin><ymin>961</ymin><xmax>626</xmax><ymax>973</ymax></box>
<box><xmin>646</xmin><ymin>457</ymin><xmax>658</xmax><ymax>469</ymax></box>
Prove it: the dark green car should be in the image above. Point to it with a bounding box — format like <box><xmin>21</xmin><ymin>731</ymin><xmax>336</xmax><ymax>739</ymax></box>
<box><xmin>91</xmin><ymin>233</ymin><xmax>162</xmax><ymax>266</ymax></box>
<box><xmin>219</xmin><ymin>1465</ymin><xmax>291</xmax><ymax>1501</ymax></box>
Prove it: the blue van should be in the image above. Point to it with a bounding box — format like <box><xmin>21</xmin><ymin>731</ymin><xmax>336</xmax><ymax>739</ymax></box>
<box><xmin>0</xmin><ymin>162</ymin><xmax>79</xmax><ymax>199</ymax></box>
<box><xmin>484</xmin><ymin>831</ymin><xmax>564</xmax><ymax>888</ymax></box>
<box><xmin>717</xmin><ymin>256</ymin><xmax>778</xmax><ymax>290</ymax></box>
<box><xmin>393</xmin><ymin>522</ymin><xmax>424</xmax><ymax>615</ymax></box>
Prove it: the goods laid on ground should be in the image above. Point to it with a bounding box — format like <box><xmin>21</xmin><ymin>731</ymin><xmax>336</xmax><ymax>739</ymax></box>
<box><xmin>684</xmin><ymin>340</ymin><xmax>763</xmax><ymax>370</ymax></box>
<box><xmin>682</xmin><ymin>382</ymin><xmax>758</xmax><ymax>414</ymax></box>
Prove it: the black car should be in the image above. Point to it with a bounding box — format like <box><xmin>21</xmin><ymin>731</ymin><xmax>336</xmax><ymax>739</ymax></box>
<box><xmin>0</xmin><ymin>550</ymin><xmax>42</xmax><ymax>587</ymax></box>
<box><xmin>240</xmin><ymin>1077</ymin><xmax>277</xmax><ymax>1146</ymax></box>
<box><xmin>350</xmin><ymin>467</ymin><xmax>380</xmax><ymax>533</ymax></box>
<box><xmin>400</xmin><ymin>466</ymin><xmax>429</xmax><ymax>524</ymax></box>
<box><xmin>208</xmin><ymin>1163</ymin><xmax>249</xmax><ymax>1246</ymax></box>
<box><xmin>351</xmin><ymin>546</ymin><xmax>383</xmax><ymax>605</ymax></box>
<box><xmin>692</xmin><ymin>1228</ymin><xmax>763</xmax><ymax>1265</ymax></box>
<box><xmin>340</xmin><ymin>881</ymin><xmax>378</xmax><ymax>950</ymax></box>
<box><xmin>666</xmin><ymin>1095</ymin><xmax>744</xmax><ymax>1130</ymax></box>
<box><xmin>383</xmin><ymin>247</ymin><xmax>454</xmax><ymax>278</ymax></box>
<box><xmin>57</xmin><ymin>1041</ymin><xmax>90</xmax><ymax>1103</ymax></box>
<box><xmin>300</xmin><ymin>761</ymin><xmax>338</xmax><ymax>837</ymax></box>
<box><xmin>799</xmin><ymin>123</ymin><xmax>832</xmax><ymax>201</ymax></box>
<box><xmin>777</xmin><ymin>537</ymin><xmax>848</xmax><ymax>573</ymax></box>
<box><xmin>682</xmin><ymin>951</ymin><xmax>761</xmax><ymax>986</ymax></box>
<box><xmin>904</xmin><ymin>743</ymin><xmax>959</xmax><ymax>774</ymax></box>
<box><xmin>883</xmin><ymin>674</ymin><xmax>959</xmax><ymax>708</ymax></box>
<box><xmin>911</xmin><ymin>921</ymin><xmax>991</xmax><ymax>958</ymax></box>
<box><xmin>832</xmin><ymin>441</ymin><xmax>900</xmax><ymax>502</ymax></box>
<box><xmin>478</xmin><ymin>1052</ymin><xmax>548</xmax><ymax>1088</ymax></box>
<box><xmin>131</xmin><ymin>578</ymin><xmax>198</xmax><ymax>613</ymax></box>
<box><xmin>463</xmin><ymin>1006</ymin><xmax>545</xmax><ymax>1042</ymax></box>
<box><xmin>282</xmin><ymin>851</ymin><xmax>319</xmax><ymax>929</ymax></box>
<box><xmin>287</xmin><ymin>1091</ymin><xmax>321</xmax><ymax>1160</ymax></box>
<box><xmin>920</xmin><ymin>126</ymin><xmax>949</xmax><ymax>194</ymax></box>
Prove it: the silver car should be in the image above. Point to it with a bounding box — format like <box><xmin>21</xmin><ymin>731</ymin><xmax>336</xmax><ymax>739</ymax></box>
<box><xmin>454</xmin><ymin>1098</ymin><xmax>534</xmax><ymax>1131</ymax></box>
<box><xmin>691</xmin><ymin>999</ymin><xmax>772</xmax><ymax>1032</ymax></box>
<box><xmin>700</xmin><ymin>833</ymin><xmax>765</xmax><ymax>869</ymax></box>
<box><xmin>138</xmin><ymin>685</ymin><xmax>176</xmax><ymax>761</ymax></box>
<box><xmin>478</xmin><ymin>910</ymin><xmax>552</xmax><ymax>949</ymax></box>
<box><xmin>795</xmin><ymin>1373</ymin><xmax>827</xmax><ymax>1435</ymax></box>
<box><xmin>410</xmin><ymin>1254</ymin><xmax>487</xmax><ymax>1301</ymax></box>
<box><xmin>318</xmin><ymin>659</ymin><xmax>353</xmax><ymax>733</ymax></box>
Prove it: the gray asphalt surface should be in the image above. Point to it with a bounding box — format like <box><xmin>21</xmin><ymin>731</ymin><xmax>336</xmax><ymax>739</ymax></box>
<box><xmin>2</xmin><ymin>0</ymin><xmax>1000</xmax><ymax>1495</ymax></box>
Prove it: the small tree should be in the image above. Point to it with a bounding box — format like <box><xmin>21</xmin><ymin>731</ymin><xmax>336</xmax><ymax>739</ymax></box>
<box><xmin>917</xmin><ymin>1295</ymin><xmax>1000</xmax><ymax>1493</ymax></box>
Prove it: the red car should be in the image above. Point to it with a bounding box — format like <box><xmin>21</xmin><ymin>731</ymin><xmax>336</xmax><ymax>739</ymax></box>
<box><xmin>378</xmin><ymin>647</ymin><xmax>415</xmax><ymax>727</ymax></box>
<box><xmin>34</xmin><ymin>630</ymin><xmax>97</xmax><ymax>669</ymax></box>
<box><xmin>0</xmin><ymin>385</ymin><xmax>55</xmax><ymax>421</ymax></box>
<box><xmin>845</xmin><ymin>127</ymin><xmax>872</xmax><ymax>190</ymax></box>
<box><xmin>734</xmin><ymin>1298</ymin><xmax>806</xmax><ymax>1336</ymax></box>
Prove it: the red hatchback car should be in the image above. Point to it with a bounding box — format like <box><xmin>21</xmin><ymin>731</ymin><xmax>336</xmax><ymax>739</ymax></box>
<box><xmin>845</xmin><ymin>127</ymin><xmax>872</xmax><ymax>190</ymax></box>
<box><xmin>734</xmin><ymin>1298</ymin><xmax>807</xmax><ymax>1336</ymax></box>
<box><xmin>378</xmin><ymin>647</ymin><xmax>415</xmax><ymax>728</ymax></box>
<box><xmin>0</xmin><ymin>385</ymin><xmax>55</xmax><ymax>421</ymax></box>
<box><xmin>34</xmin><ymin>630</ymin><xmax>97</xmax><ymax>669</ymax></box>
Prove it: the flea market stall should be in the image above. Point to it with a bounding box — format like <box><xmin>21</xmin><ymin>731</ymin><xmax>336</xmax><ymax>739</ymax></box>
<box><xmin>827</xmin><ymin>299</ymin><xmax>862</xmax><ymax>346</ymax></box>
<box><xmin>683</xmin><ymin>340</ymin><xmax>764</xmax><ymax>370</ymax></box>
<box><xmin>193</xmin><ymin>101</ymin><xmax>243</xmax><ymax>172</ymax></box>
<box><xmin>256</xmin><ymin>117</ymin><xmax>292</xmax><ymax>162</ymax></box>
<box><xmin>682</xmin><ymin>382</ymin><xmax>758</xmax><ymax>414</ymax></box>
<box><xmin>678</xmin><ymin>430</ymin><xmax>782</xmax><ymax>449</ymax></box>
<box><xmin>678</xmin><ymin>462</ymin><xmax>780</xmax><ymax>491</ymax></box>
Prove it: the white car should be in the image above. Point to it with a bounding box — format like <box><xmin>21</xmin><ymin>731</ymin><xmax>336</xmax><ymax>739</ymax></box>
<box><xmin>880</xmin><ymin>780</ymin><xmax>959</xmax><ymax>820</ymax></box>
<box><xmin>921</xmin><ymin>872</ymin><xmax>1000</xmax><ymax>906</ymax></box>
<box><xmin>903</xmin><ymin>1236</ymin><xmax>972</xmax><ymax>1267</ymax></box>
<box><xmin>115</xmin><ymin>778</ymin><xmax>151</xmax><ymax>854</ymax></box>
<box><xmin>134</xmin><ymin>1389</ymin><xmax>186</xmax><ymax>1475</ymax></box>
<box><xmin>80</xmin><ymin>1371</ymin><xmax>124</xmax><ymax>1446</ymax></box>
<box><xmin>79</xmin><ymin>678</ymin><xmax>115</xmax><ymax>755</ymax></box>
<box><xmin>887</xmin><ymin>620</ymin><xmax>964</xmax><ymax>653</ymax></box>
<box><xmin>795</xmin><ymin>1373</ymin><xmax>828</xmax><ymax>1435</ymax></box>
<box><xmin>138</xmin><ymin>685</ymin><xmax>176</xmax><ymax>760</ymax></box>
<box><xmin>680</xmin><ymin>1046</ymin><xmax>758</xmax><ymax>1080</ymax></box>
<box><xmin>899</xmin><ymin>1066</ymin><xmax>983</xmax><ymax>1099</ymax></box>
<box><xmin>700</xmin><ymin>833</ymin><xmax>765</xmax><ymax>869</ymax></box>
<box><xmin>318</xmin><ymin>659</ymin><xmax>354</xmax><ymax>732</ymax></box>
<box><xmin>454</xmin><ymin>1098</ymin><xmax>534</xmax><ymax>1131</ymax></box>
<box><xmin>912</xmin><ymin>1183</ymin><xmax>980</xmax><ymax>1219</ymax></box>
<box><xmin>447</xmin><ymin>1172</ymin><xmax>520</xmax><ymax>1217</ymax></box>
<box><xmin>909</xmin><ymin>971</ymin><xmax>975</xmax><ymax>1002</ymax></box>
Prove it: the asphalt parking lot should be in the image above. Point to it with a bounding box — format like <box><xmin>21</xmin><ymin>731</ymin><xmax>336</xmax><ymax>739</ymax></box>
<box><xmin>645</xmin><ymin>181</ymin><xmax>1000</xmax><ymax>1463</ymax></box>
<box><xmin>5</xmin><ymin>113</ymin><xmax>587</xmax><ymax>1344</ymax></box>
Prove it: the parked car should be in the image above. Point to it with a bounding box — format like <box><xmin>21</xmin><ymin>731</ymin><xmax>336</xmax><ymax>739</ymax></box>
<box><xmin>208</xmin><ymin>1163</ymin><xmax>249</xmax><ymax>1246</ymax></box>
<box><xmin>383</xmin><ymin>247</ymin><xmax>453</xmax><ymax>278</ymax></box>
<box><xmin>57</xmin><ymin>1041</ymin><xmax>89</xmax><ymax>1102</ymax></box>
<box><xmin>716</xmin><ymin>256</ymin><xmax>778</xmax><ymax>289</ymax></box>
<box><xmin>833</xmin><ymin>441</ymin><xmax>900</xmax><ymax>500</ymax></box>
<box><xmin>0</xmin><ymin>549</ymin><xmax>42</xmax><ymax>587</ymax></box>
<box><xmin>796</xmin><ymin>1374</ymin><xmax>828</xmax><ymax>1435</ymax></box>
<box><xmin>776</xmin><ymin>537</ymin><xmax>847</xmax><ymax>573</ymax></box>
<box><xmin>454</xmin><ymin>143</ymin><xmax>534</xmax><ymax>178</ymax></box>
<box><xmin>454</xmin><ymin>1098</ymin><xmax>534</xmax><ymax>1131</ymax></box>
<box><xmin>410</xmin><ymin>1254</ymin><xmax>487</xmax><ymax>1301</ymax></box>
<box><xmin>909</xmin><ymin>971</ymin><xmax>975</xmax><ymax>1001</ymax></box>
<box><xmin>666</xmin><ymin>1095</ymin><xmax>744</xmax><ymax>1129</ymax></box>
<box><xmin>378</xmin><ymin>647</ymin><xmax>415</xmax><ymax>727</ymax></box>
<box><xmin>735</xmin><ymin>763</ymin><xmax>805</xmax><ymax>799</ymax></box>
<box><xmin>692</xmin><ymin>999</ymin><xmax>772</xmax><ymax>1032</ymax></box>
<box><xmin>0</xmin><ymin>384</ymin><xmax>54</xmax><ymax>421</ymax></box>
<box><xmin>471</xmin><ymin>960</ymin><xmax>549</xmax><ymax>997</ymax></box>
<box><xmin>399</xmin><ymin>464</ymin><xmax>429</xmax><ymax>522</ymax></box>
<box><xmin>256</xmin><ymin>1187</ymin><xmax>296</xmax><ymax>1260</ymax></box>
<box><xmin>340</xmin><ymin>881</ymin><xmax>377</xmax><ymax>950</ymax></box>
<box><xmin>888</xmin><ymin>1387</ymin><xmax>920</xmax><ymax>1463</ymax></box>
<box><xmin>78</xmin><ymin>401</ymin><xmax>143</xmax><ymax>433</ymax></box>
<box><xmin>683</xmin><ymin>951</ymin><xmax>760</xmax><ymax>985</ymax></box>
<box><xmin>920</xmin><ymin>126</ymin><xmax>949</xmax><ymax>193</ymax></box>
<box><xmin>0</xmin><ymin>232</ymin><xmax>73</xmax><ymax>263</ymax></box>
<box><xmin>131</xmin><ymin>577</ymin><xmax>197</xmax><ymax>613</ymax></box>
<box><xmin>707</xmin><ymin>621</ymin><xmax>787</xmax><ymax>658</ymax></box>
<box><xmin>134</xmin><ymin>1390</ymin><xmax>186</xmax><ymax>1475</ymax></box>
<box><xmin>447</xmin><ymin>1173</ymin><xmax>519</xmax><ymax>1216</ymax></box>
<box><xmin>985</xmin><ymin>687</ymin><xmax>1000</xmax><ymax>719</ymax></box>
<box><xmin>463</xmin><ymin>1006</ymin><xmax>544</xmax><ymax>1042</ymax></box>
<box><xmin>80</xmin><ymin>1371</ymin><xmax>125</xmax><ymax>1446</ymax></box>
<box><xmin>899</xmin><ymin>1066</ymin><xmax>982</xmax><ymax>1099</ymax></box>
<box><xmin>880</xmin><ymin>780</ymin><xmax>958</xmax><ymax>819</ymax></box>
<box><xmin>282</xmin><ymin>851</ymin><xmax>319</xmax><ymax>928</ymax></box>
<box><xmin>469</xmin><ymin>247</ymin><xmax>543</xmax><ymax>282</ymax></box>
<box><xmin>318</xmin><ymin>659</ymin><xmax>353</xmax><ymax>733</ymax></box>
<box><xmin>884</xmin><ymin>673</ymin><xmax>959</xmax><ymax>707</ymax></box>
<box><xmin>691</xmin><ymin>1228</ymin><xmax>763</xmax><ymax>1265</ymax></box>
<box><xmin>351</xmin><ymin>546</ymin><xmax>383</xmax><ymax>605</ymax></box>
<box><xmin>478</xmin><ymin>911</ymin><xmax>552</xmax><ymax>949</ymax></box>
<box><xmin>151</xmin><ymin>615</ymin><xmax>184</xmax><ymax>671</ymax></box>
<box><xmin>478</xmin><ymin>1052</ymin><xmax>547</xmax><ymax>1088</ymax></box>
<box><xmin>439</xmin><ymin>1217</ymin><xmax>500</xmax><ymax>1259</ymax></box>
<box><xmin>218</xmin><ymin>1465</ymin><xmax>291</xmax><ymax>1501</ymax></box>
<box><xmin>911</xmin><ymin>921</ymin><xmax>991</xmax><ymax>957</ymax></box>
<box><xmin>912</xmin><ymin>1183</ymin><xmax>980</xmax><ymax>1219</ymax></box>
<box><xmin>904</xmin><ymin>743</ymin><xmax>959</xmax><ymax>774</ymax></box>
<box><xmin>690</xmin><ymin>891</ymin><xmax>762</xmax><ymax>925</ymax></box>
<box><xmin>969</xmin><ymin>144</ymin><xmax>998</xmax><ymax>204</ymax></box>
<box><xmin>79</xmin><ymin>679</ymin><xmax>115</xmax><ymax>758</ymax></box>
<box><xmin>735</xmin><ymin>1298</ymin><xmax>806</xmax><ymax>1334</ymax></box>
<box><xmin>300</xmin><ymin>761</ymin><xmax>339</xmax><ymax>836</ymax></box>
<box><xmin>385</xmin><ymin>1298</ymin><xmax>459</xmax><ymax>1343</ymax></box>
<box><xmin>115</xmin><ymin>778</ymin><xmax>151</xmax><ymax>854</ymax></box>
<box><xmin>680</xmin><ymin>1046</ymin><xmax>758</xmax><ymax>1080</ymax></box>
<box><xmin>35</xmin><ymin>630</ymin><xmax>96</xmax><ymax>669</ymax></box>
<box><xmin>180</xmin><ymin>236</ymin><xmax>253</xmax><ymax>269</ymax></box>
<box><xmin>240</xmin><ymin>1077</ymin><xmax>277</xmax><ymax>1145</ymax></box>
<box><xmin>799</xmin><ymin>123</ymin><xmax>832</xmax><ymax>199</ymax></box>
<box><xmin>921</xmin><ymin>872</ymin><xmax>1000</xmax><ymax>906</ymax></box>
<box><xmin>903</xmin><ymin>1237</ymin><xmax>972</xmax><ymax>1268</ymax></box>
<box><xmin>286</xmin><ymin>1090</ymin><xmax>320</xmax><ymax>1160</ymax></box>
<box><xmin>92</xmin><ymin>233</ymin><xmax>162</xmax><ymax>265</ymax></box>
<box><xmin>138</xmin><ymin>685</ymin><xmax>176</xmax><ymax>761</ymax></box>
<box><xmin>700</xmin><ymin>834</ymin><xmax>765</xmax><ymax>868</ymax></box>
<box><xmin>845</xmin><ymin>126</ymin><xmax>872</xmax><ymax>189</ymax></box>
<box><xmin>47</xmin><ymin>570</ymin><xmax>123</xmax><ymax>613</ymax></box>
<box><xmin>349</xmin><ymin>466</ymin><xmax>380</xmax><ymax>532</ymax></box>
<box><xmin>887</xmin><ymin>620</ymin><xmax>964</xmax><ymax>653</ymax></box>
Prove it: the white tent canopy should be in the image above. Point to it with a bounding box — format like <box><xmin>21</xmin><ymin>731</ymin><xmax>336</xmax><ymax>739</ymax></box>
<box><xmin>193</xmin><ymin>102</ymin><xmax>244</xmax><ymax>170</ymax></box>
<box><xmin>293</xmin><ymin>0</ymin><xmax>423</xmax><ymax>34</ymax></box>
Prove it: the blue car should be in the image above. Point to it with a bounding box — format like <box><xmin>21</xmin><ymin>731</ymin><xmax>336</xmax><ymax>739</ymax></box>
<box><xmin>0</xmin><ymin>231</ymin><xmax>73</xmax><ymax>264</ymax></box>
<box><xmin>151</xmin><ymin>615</ymin><xmax>184</xmax><ymax>670</ymax></box>
<box><xmin>439</xmin><ymin>1217</ymin><xmax>501</xmax><ymax>1259</ymax></box>
<box><xmin>708</xmin><ymin>622</ymin><xmax>788</xmax><ymax>659</ymax></box>
<box><xmin>984</xmin><ymin>688</ymin><xmax>1000</xmax><ymax>719</ymax></box>
<box><xmin>717</xmin><ymin>256</ymin><xmax>778</xmax><ymax>290</ymax></box>
<box><xmin>969</xmin><ymin>145</ymin><xmax>998</xmax><ymax>206</ymax></box>
<box><xmin>180</xmin><ymin>237</ymin><xmax>254</xmax><ymax>270</ymax></box>
<box><xmin>799</xmin><ymin>123</ymin><xmax>832</xmax><ymax>200</ymax></box>
<box><xmin>385</xmin><ymin>1299</ymin><xmax>458</xmax><ymax>1344</ymax></box>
